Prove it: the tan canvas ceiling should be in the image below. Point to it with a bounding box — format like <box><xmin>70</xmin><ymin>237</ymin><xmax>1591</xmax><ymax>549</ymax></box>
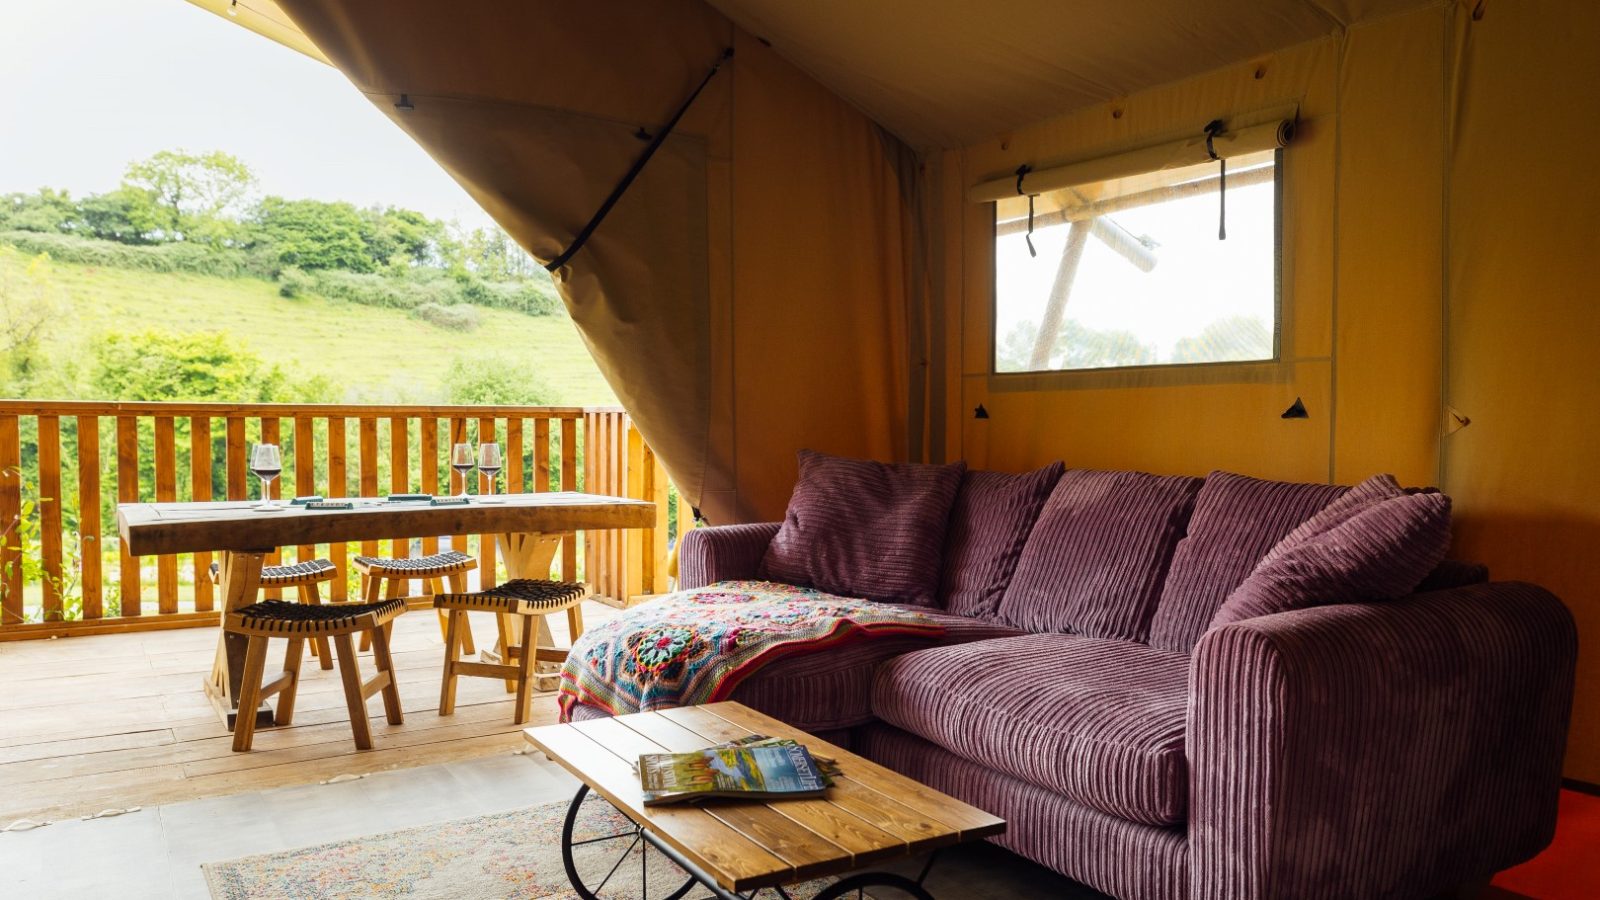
<box><xmin>703</xmin><ymin>0</ymin><xmax>1436</xmax><ymax>148</ymax></box>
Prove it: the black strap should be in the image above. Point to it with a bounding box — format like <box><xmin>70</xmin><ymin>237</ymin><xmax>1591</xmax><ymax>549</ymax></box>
<box><xmin>546</xmin><ymin>47</ymin><xmax>734</xmax><ymax>273</ymax></box>
<box><xmin>1204</xmin><ymin>119</ymin><xmax>1227</xmax><ymax>241</ymax></box>
<box><xmin>1015</xmin><ymin>164</ymin><xmax>1037</xmax><ymax>258</ymax></box>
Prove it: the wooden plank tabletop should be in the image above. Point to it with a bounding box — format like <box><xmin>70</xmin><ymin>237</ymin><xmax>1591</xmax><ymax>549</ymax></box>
<box><xmin>117</xmin><ymin>492</ymin><xmax>655</xmax><ymax>556</ymax></box>
<box><xmin>524</xmin><ymin>701</ymin><xmax>1005</xmax><ymax>893</ymax></box>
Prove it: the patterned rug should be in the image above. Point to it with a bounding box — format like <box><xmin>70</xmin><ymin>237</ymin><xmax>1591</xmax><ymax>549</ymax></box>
<box><xmin>204</xmin><ymin>794</ymin><xmax>832</xmax><ymax>899</ymax></box>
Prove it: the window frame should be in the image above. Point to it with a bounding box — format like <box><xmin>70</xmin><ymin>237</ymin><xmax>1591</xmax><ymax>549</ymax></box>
<box><xmin>989</xmin><ymin>148</ymin><xmax>1286</xmax><ymax>385</ymax></box>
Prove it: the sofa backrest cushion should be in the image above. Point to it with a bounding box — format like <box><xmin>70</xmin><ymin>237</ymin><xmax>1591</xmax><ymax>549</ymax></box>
<box><xmin>760</xmin><ymin>450</ymin><xmax>966</xmax><ymax>606</ymax></box>
<box><xmin>996</xmin><ymin>468</ymin><xmax>1202</xmax><ymax>639</ymax></box>
<box><xmin>1146</xmin><ymin>471</ymin><xmax>1349</xmax><ymax>652</ymax></box>
<box><xmin>938</xmin><ymin>462</ymin><xmax>1065</xmax><ymax>619</ymax></box>
<box><xmin>1209</xmin><ymin>490</ymin><xmax>1452</xmax><ymax>629</ymax></box>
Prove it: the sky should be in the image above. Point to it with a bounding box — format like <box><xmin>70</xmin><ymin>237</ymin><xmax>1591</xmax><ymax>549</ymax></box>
<box><xmin>0</xmin><ymin>0</ymin><xmax>496</xmax><ymax>231</ymax></box>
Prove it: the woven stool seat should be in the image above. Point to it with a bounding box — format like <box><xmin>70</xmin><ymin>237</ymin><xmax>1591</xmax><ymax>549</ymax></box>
<box><xmin>229</xmin><ymin>597</ymin><xmax>406</xmax><ymax>636</ymax></box>
<box><xmin>434</xmin><ymin>579</ymin><xmax>588</xmax><ymax>614</ymax></box>
<box><xmin>210</xmin><ymin>558</ymin><xmax>337</xmax><ymax>587</ymax></box>
<box><xmin>353</xmin><ymin>550</ymin><xmax>475</xmax><ymax>578</ymax></box>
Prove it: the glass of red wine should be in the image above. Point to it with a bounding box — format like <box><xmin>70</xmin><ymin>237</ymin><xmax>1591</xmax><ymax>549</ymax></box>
<box><xmin>451</xmin><ymin>442</ymin><xmax>476</xmax><ymax>499</ymax></box>
<box><xmin>477</xmin><ymin>442</ymin><xmax>504</xmax><ymax>503</ymax></box>
<box><xmin>250</xmin><ymin>443</ymin><xmax>283</xmax><ymax>512</ymax></box>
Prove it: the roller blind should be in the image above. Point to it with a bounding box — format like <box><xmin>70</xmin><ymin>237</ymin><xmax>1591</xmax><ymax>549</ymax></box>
<box><xmin>970</xmin><ymin>115</ymin><xmax>1295</xmax><ymax>203</ymax></box>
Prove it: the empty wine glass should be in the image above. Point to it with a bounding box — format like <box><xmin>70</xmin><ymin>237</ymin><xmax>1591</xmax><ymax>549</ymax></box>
<box><xmin>250</xmin><ymin>443</ymin><xmax>283</xmax><ymax>512</ymax></box>
<box><xmin>451</xmin><ymin>442</ymin><xmax>475</xmax><ymax>499</ymax></box>
<box><xmin>477</xmin><ymin>442</ymin><xmax>503</xmax><ymax>503</ymax></box>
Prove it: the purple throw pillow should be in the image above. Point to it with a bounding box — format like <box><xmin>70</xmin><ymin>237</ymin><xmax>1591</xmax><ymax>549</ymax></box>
<box><xmin>1147</xmin><ymin>471</ymin><xmax>1350</xmax><ymax>652</ymax></box>
<box><xmin>1209</xmin><ymin>491</ymin><xmax>1452</xmax><ymax>629</ymax></box>
<box><xmin>938</xmin><ymin>463</ymin><xmax>1065</xmax><ymax>618</ymax></box>
<box><xmin>1258</xmin><ymin>473</ymin><xmax>1403</xmax><ymax>567</ymax></box>
<box><xmin>997</xmin><ymin>469</ymin><xmax>1202</xmax><ymax>639</ymax></box>
<box><xmin>761</xmin><ymin>450</ymin><xmax>966</xmax><ymax>606</ymax></box>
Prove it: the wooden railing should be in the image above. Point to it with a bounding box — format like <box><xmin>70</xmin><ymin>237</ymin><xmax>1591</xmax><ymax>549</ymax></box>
<box><xmin>0</xmin><ymin>401</ymin><xmax>694</xmax><ymax>639</ymax></box>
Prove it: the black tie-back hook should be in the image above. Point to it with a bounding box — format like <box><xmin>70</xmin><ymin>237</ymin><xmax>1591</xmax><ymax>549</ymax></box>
<box><xmin>1203</xmin><ymin>119</ymin><xmax>1227</xmax><ymax>241</ymax></box>
<box><xmin>1014</xmin><ymin>164</ymin><xmax>1037</xmax><ymax>258</ymax></box>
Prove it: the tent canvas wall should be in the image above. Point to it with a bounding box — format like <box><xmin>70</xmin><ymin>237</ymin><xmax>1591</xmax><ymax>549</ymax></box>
<box><xmin>197</xmin><ymin>0</ymin><xmax>1600</xmax><ymax>783</ymax></box>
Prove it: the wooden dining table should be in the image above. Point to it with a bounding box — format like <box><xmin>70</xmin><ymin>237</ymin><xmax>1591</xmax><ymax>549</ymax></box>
<box><xmin>117</xmin><ymin>491</ymin><xmax>655</xmax><ymax>730</ymax></box>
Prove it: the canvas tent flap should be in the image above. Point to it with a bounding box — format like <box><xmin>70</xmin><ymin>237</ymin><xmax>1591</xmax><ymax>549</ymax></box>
<box><xmin>267</xmin><ymin>0</ymin><xmax>730</xmax><ymax>510</ymax></box>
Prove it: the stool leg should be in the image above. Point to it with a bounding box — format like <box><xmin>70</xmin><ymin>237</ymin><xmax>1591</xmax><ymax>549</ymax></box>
<box><xmin>232</xmin><ymin>635</ymin><xmax>270</xmax><ymax>752</ymax></box>
<box><xmin>369</xmin><ymin>622</ymin><xmax>404</xmax><ymax>726</ymax></box>
<box><xmin>495</xmin><ymin>613</ymin><xmax>517</xmax><ymax>693</ymax></box>
<box><xmin>332</xmin><ymin>633</ymin><xmax>373</xmax><ymax>751</ymax></box>
<box><xmin>513</xmin><ymin>615</ymin><xmax>537</xmax><ymax>726</ymax></box>
<box><xmin>439</xmin><ymin>609</ymin><xmax>462</xmax><ymax>716</ymax></box>
<box><xmin>275</xmin><ymin>638</ymin><xmax>305</xmax><ymax>725</ymax></box>
<box><xmin>298</xmin><ymin>584</ymin><xmax>334</xmax><ymax>671</ymax></box>
<box><xmin>358</xmin><ymin>574</ymin><xmax>383</xmax><ymax>652</ymax></box>
<box><xmin>448</xmin><ymin>573</ymin><xmax>476</xmax><ymax>656</ymax></box>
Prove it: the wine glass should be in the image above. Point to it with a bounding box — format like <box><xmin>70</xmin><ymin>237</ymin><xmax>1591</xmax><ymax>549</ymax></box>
<box><xmin>250</xmin><ymin>444</ymin><xmax>283</xmax><ymax>512</ymax></box>
<box><xmin>451</xmin><ymin>442</ymin><xmax>476</xmax><ymax>499</ymax></box>
<box><xmin>477</xmin><ymin>442</ymin><xmax>504</xmax><ymax>503</ymax></box>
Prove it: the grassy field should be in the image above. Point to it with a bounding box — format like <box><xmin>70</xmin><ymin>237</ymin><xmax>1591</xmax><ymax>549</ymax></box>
<box><xmin>1</xmin><ymin>246</ymin><xmax>617</xmax><ymax>406</ymax></box>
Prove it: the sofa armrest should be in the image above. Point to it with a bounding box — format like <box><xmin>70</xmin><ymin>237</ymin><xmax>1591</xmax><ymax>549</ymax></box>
<box><xmin>677</xmin><ymin>522</ymin><xmax>781</xmax><ymax>590</ymax></box>
<box><xmin>1188</xmin><ymin>582</ymin><xmax>1576</xmax><ymax>900</ymax></box>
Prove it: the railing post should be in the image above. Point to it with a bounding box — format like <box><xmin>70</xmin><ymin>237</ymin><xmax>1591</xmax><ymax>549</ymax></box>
<box><xmin>116</xmin><ymin>415</ymin><xmax>140</xmax><ymax>617</ymax></box>
<box><xmin>326</xmin><ymin>416</ymin><xmax>348</xmax><ymax>601</ymax></box>
<box><xmin>154</xmin><ymin>416</ymin><xmax>178</xmax><ymax>614</ymax></box>
<box><xmin>38</xmin><ymin>415</ymin><xmax>63</xmax><ymax>622</ymax></box>
<box><xmin>191</xmin><ymin>416</ymin><xmax>213</xmax><ymax>612</ymax></box>
<box><xmin>78</xmin><ymin>415</ymin><xmax>102</xmax><ymax>619</ymax></box>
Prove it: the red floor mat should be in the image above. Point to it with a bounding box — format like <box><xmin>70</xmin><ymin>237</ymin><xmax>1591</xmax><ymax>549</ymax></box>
<box><xmin>1491</xmin><ymin>789</ymin><xmax>1600</xmax><ymax>899</ymax></box>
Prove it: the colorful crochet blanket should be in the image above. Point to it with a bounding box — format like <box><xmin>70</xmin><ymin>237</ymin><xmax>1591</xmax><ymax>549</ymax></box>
<box><xmin>557</xmin><ymin>580</ymin><xmax>946</xmax><ymax>721</ymax></box>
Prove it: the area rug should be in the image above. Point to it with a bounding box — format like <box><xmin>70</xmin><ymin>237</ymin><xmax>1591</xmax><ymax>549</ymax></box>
<box><xmin>203</xmin><ymin>794</ymin><xmax>832</xmax><ymax>899</ymax></box>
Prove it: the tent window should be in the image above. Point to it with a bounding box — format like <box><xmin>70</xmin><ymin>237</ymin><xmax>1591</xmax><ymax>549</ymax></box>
<box><xmin>994</xmin><ymin>149</ymin><xmax>1280</xmax><ymax>373</ymax></box>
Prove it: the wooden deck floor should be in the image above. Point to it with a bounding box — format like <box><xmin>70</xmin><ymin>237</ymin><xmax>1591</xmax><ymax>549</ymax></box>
<box><xmin>0</xmin><ymin>604</ymin><xmax>620</xmax><ymax>824</ymax></box>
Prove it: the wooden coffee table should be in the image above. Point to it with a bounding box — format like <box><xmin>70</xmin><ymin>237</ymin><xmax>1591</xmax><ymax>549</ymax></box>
<box><xmin>524</xmin><ymin>702</ymin><xmax>1005</xmax><ymax>900</ymax></box>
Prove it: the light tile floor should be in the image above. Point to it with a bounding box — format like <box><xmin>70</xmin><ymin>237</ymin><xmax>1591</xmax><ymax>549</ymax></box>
<box><xmin>0</xmin><ymin>751</ymin><xmax>1100</xmax><ymax>899</ymax></box>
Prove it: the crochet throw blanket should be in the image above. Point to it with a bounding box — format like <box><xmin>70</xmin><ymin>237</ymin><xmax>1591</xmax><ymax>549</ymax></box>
<box><xmin>557</xmin><ymin>580</ymin><xmax>945</xmax><ymax>721</ymax></box>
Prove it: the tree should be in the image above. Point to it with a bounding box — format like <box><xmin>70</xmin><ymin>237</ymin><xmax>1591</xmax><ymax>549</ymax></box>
<box><xmin>997</xmin><ymin>319</ymin><xmax>1157</xmax><ymax>371</ymax></box>
<box><xmin>441</xmin><ymin>353</ymin><xmax>554</xmax><ymax>405</ymax></box>
<box><xmin>0</xmin><ymin>253</ymin><xmax>66</xmax><ymax>394</ymax></box>
<box><xmin>360</xmin><ymin>206</ymin><xmax>442</xmax><ymax>268</ymax></box>
<box><xmin>252</xmin><ymin>197</ymin><xmax>375</xmax><ymax>272</ymax></box>
<box><xmin>0</xmin><ymin>189</ymin><xmax>78</xmax><ymax>234</ymax></box>
<box><xmin>1170</xmin><ymin>316</ymin><xmax>1273</xmax><ymax>363</ymax></box>
<box><xmin>122</xmin><ymin>150</ymin><xmax>256</xmax><ymax>245</ymax></box>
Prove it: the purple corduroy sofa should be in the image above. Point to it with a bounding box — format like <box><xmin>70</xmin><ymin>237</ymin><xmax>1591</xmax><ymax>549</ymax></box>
<box><xmin>576</xmin><ymin>466</ymin><xmax>1577</xmax><ymax>900</ymax></box>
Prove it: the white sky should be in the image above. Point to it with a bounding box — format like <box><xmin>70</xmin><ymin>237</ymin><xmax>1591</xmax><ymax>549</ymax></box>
<box><xmin>996</xmin><ymin>161</ymin><xmax>1276</xmax><ymax>367</ymax></box>
<box><xmin>0</xmin><ymin>0</ymin><xmax>496</xmax><ymax>231</ymax></box>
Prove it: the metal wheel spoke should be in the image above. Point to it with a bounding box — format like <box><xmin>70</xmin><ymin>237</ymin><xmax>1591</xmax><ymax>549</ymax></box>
<box><xmin>593</xmin><ymin>833</ymin><xmax>643</xmax><ymax>894</ymax></box>
<box><xmin>569</xmin><ymin>830</ymin><xmax>641</xmax><ymax>848</ymax></box>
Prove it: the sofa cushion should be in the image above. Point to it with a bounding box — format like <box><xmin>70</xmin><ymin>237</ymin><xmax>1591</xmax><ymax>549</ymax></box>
<box><xmin>1147</xmin><ymin>471</ymin><xmax>1348</xmax><ymax>652</ymax></box>
<box><xmin>727</xmin><ymin>607</ymin><xmax>1025</xmax><ymax>732</ymax></box>
<box><xmin>939</xmin><ymin>462</ymin><xmax>1065</xmax><ymax>618</ymax></box>
<box><xmin>761</xmin><ymin>451</ymin><xmax>965</xmax><ymax>606</ymax></box>
<box><xmin>871</xmin><ymin>633</ymin><xmax>1191</xmax><ymax>826</ymax></box>
<box><xmin>1210</xmin><ymin>491</ymin><xmax>1452</xmax><ymax>629</ymax></box>
<box><xmin>996</xmin><ymin>469</ymin><xmax>1202</xmax><ymax>640</ymax></box>
<box><xmin>1258</xmin><ymin>473</ymin><xmax>1403</xmax><ymax>567</ymax></box>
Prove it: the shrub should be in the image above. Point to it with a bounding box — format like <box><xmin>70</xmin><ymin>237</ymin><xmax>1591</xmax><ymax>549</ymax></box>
<box><xmin>276</xmin><ymin>266</ymin><xmax>315</xmax><ymax>299</ymax></box>
<box><xmin>0</xmin><ymin>230</ymin><xmax>276</xmax><ymax>279</ymax></box>
<box><xmin>442</xmin><ymin>353</ymin><xmax>554</xmax><ymax>405</ymax></box>
<box><xmin>412</xmin><ymin>302</ymin><xmax>481</xmax><ymax>332</ymax></box>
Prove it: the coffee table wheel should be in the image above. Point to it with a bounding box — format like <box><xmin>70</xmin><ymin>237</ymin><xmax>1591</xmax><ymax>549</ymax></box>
<box><xmin>561</xmin><ymin>784</ymin><xmax>697</xmax><ymax>900</ymax></box>
<box><xmin>814</xmin><ymin>872</ymin><xmax>937</xmax><ymax>900</ymax></box>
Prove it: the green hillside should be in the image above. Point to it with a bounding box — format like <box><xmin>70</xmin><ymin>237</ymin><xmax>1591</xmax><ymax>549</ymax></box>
<box><xmin>0</xmin><ymin>246</ymin><xmax>616</xmax><ymax>406</ymax></box>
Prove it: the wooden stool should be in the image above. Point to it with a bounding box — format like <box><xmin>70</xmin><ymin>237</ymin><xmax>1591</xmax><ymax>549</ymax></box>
<box><xmin>225</xmin><ymin>597</ymin><xmax>406</xmax><ymax>752</ymax></box>
<box><xmin>211</xmin><ymin>558</ymin><xmax>340</xmax><ymax>671</ymax></box>
<box><xmin>354</xmin><ymin>550</ymin><xmax>477</xmax><ymax>654</ymax></box>
<box><xmin>436</xmin><ymin>579</ymin><xmax>589</xmax><ymax>724</ymax></box>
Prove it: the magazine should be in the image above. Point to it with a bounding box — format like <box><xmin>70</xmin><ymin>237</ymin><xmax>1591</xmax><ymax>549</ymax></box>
<box><xmin>638</xmin><ymin>736</ymin><xmax>834</xmax><ymax>806</ymax></box>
